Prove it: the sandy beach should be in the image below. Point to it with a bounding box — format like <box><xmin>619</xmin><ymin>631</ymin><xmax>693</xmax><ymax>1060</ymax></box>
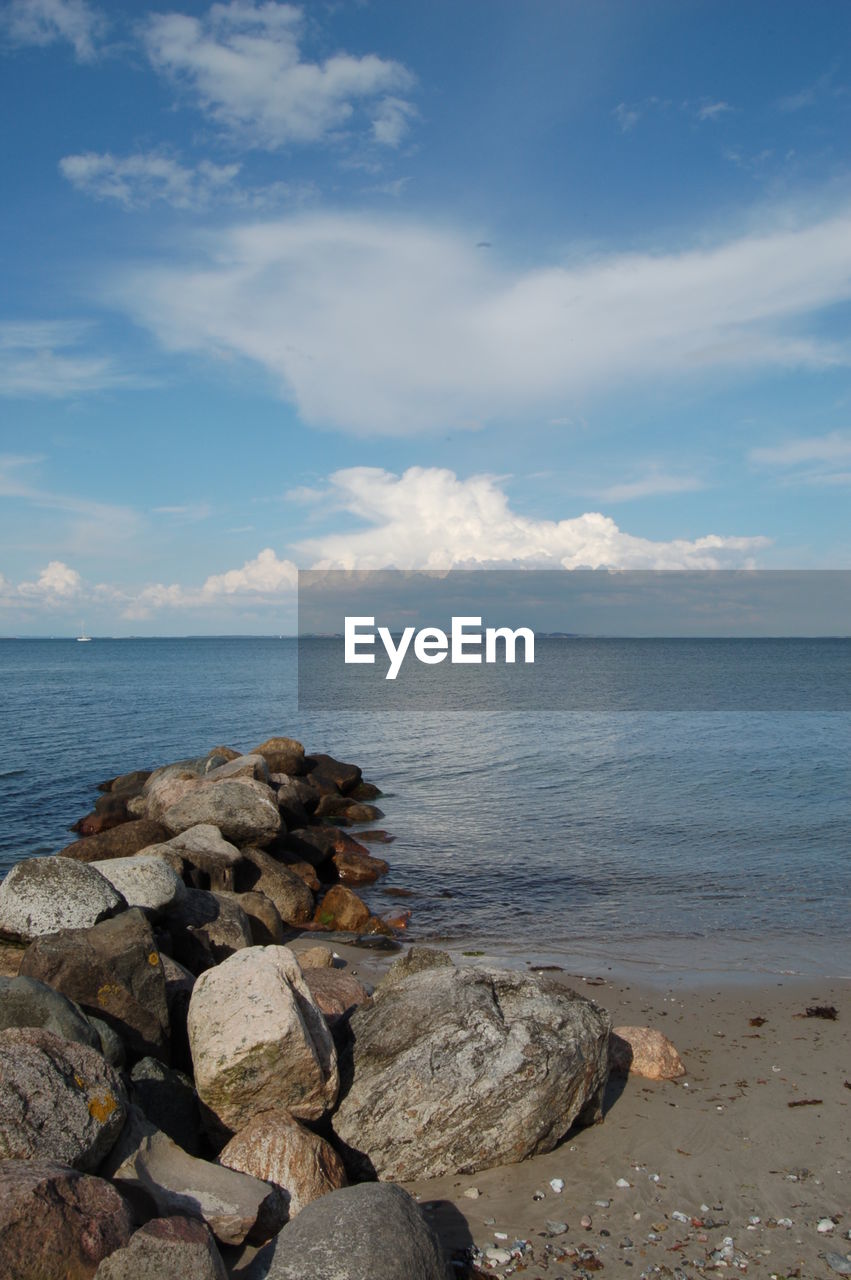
<box><xmin>288</xmin><ymin>938</ymin><xmax>850</xmax><ymax>1278</ymax></box>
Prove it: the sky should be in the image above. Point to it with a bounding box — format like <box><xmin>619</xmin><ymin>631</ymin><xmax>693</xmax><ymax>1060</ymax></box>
<box><xmin>2</xmin><ymin>0</ymin><xmax>851</xmax><ymax>634</ymax></box>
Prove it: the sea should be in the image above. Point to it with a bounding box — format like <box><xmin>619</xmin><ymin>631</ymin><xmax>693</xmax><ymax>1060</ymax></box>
<box><xmin>1</xmin><ymin>636</ymin><xmax>849</xmax><ymax>982</ymax></box>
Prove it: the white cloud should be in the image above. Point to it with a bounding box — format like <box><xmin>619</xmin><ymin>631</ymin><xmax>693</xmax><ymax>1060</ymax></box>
<box><xmin>15</xmin><ymin>560</ymin><xmax>82</xmax><ymax>602</ymax></box>
<box><xmin>142</xmin><ymin>2</ymin><xmax>415</xmax><ymax>150</ymax></box>
<box><xmin>114</xmin><ymin>206</ymin><xmax>851</xmax><ymax>436</ymax></box>
<box><xmin>750</xmin><ymin>430</ymin><xmax>851</xmax><ymax>486</ymax></box>
<box><xmin>0</xmin><ymin>453</ymin><xmax>141</xmax><ymax>553</ymax></box>
<box><xmin>60</xmin><ymin>152</ymin><xmax>240</xmax><ymax>210</ymax></box>
<box><xmin>591</xmin><ymin>471</ymin><xmax>704</xmax><ymax>502</ymax></box>
<box><xmin>4</xmin><ymin>0</ymin><xmax>104</xmax><ymax>61</ymax></box>
<box><xmin>123</xmin><ymin>548</ymin><xmax>298</xmax><ymax>619</ymax></box>
<box><xmin>697</xmin><ymin>100</ymin><xmax>732</xmax><ymax>122</ymax></box>
<box><xmin>295</xmin><ymin>467</ymin><xmax>767</xmax><ymax>570</ymax></box>
<box><xmin>0</xmin><ymin>320</ymin><xmax>138</xmax><ymax>398</ymax></box>
<box><xmin>612</xmin><ymin>102</ymin><xmax>640</xmax><ymax>132</ymax></box>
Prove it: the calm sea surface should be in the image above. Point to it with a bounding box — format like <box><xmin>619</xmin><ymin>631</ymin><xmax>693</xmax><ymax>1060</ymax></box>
<box><xmin>1</xmin><ymin>637</ymin><xmax>849</xmax><ymax>980</ymax></box>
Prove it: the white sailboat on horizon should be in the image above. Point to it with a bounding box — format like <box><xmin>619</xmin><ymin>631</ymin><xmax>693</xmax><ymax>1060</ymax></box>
<box><xmin>76</xmin><ymin>620</ymin><xmax>92</xmax><ymax>642</ymax></box>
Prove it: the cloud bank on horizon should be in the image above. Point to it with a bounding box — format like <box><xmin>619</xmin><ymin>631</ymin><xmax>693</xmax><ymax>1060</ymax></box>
<box><xmin>2</xmin><ymin>0</ymin><xmax>851</xmax><ymax>631</ymax></box>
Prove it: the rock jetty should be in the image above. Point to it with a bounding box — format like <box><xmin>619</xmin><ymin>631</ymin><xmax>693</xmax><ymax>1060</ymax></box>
<box><xmin>0</xmin><ymin>735</ymin><xmax>613</xmax><ymax>1278</ymax></box>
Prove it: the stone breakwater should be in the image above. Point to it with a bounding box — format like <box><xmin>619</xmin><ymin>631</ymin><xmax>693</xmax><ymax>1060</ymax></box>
<box><xmin>0</xmin><ymin>734</ymin><xmax>645</xmax><ymax>1280</ymax></box>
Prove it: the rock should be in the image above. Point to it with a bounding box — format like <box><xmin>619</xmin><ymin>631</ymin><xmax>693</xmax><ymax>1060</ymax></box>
<box><xmin>274</xmin><ymin>856</ymin><xmax>320</xmax><ymax>892</ymax></box>
<box><xmin>131</xmin><ymin>1057</ymin><xmax>201</xmax><ymax>1155</ymax></box>
<box><xmin>350</xmin><ymin>781</ymin><xmax>382</xmax><ymax>800</ymax></box>
<box><xmin>610</xmin><ymin>1026</ymin><xmax>686</xmax><ymax>1080</ymax></box>
<box><xmin>271</xmin><ymin>777</ymin><xmax>312</xmax><ymax>828</ymax></box>
<box><xmin>287</xmin><ymin>825</ymin><xmax>370</xmax><ymax>868</ymax></box>
<box><xmin>205</xmin><ymin>754</ymin><xmax>270</xmax><ymax>785</ymax></box>
<box><xmin>0</xmin><ymin>974</ymin><xmax>102</xmax><ymax>1050</ymax></box>
<box><xmin>252</xmin><ymin>737</ymin><xmax>307</xmax><ymax>777</ymax></box>
<box><xmin>379</xmin><ymin>946</ymin><xmax>454</xmax><ymax>991</ymax></box>
<box><xmin>163</xmin><ymin>781</ymin><xmax>281</xmax><ymax>848</ymax></box>
<box><xmin>88</xmin><ymin>1016</ymin><xmax>127</xmax><ymax>1069</ymax></box>
<box><xmin>314</xmin><ymin>885</ymin><xmax>371</xmax><ymax>932</ymax></box>
<box><xmin>161</xmin><ymin>890</ymin><xmax>253</xmax><ymax>975</ymax></box>
<box><xmin>334</xmin><ymin>965</ymin><xmax>611</xmax><ymax>1180</ymax></box>
<box><xmin>0</xmin><ymin>1027</ymin><xmax>126</xmax><ymax>1170</ymax></box>
<box><xmin>0</xmin><ymin>942</ymin><xmax>25</xmax><ymax>978</ymax></box>
<box><xmin>303</xmin><ymin>968</ymin><xmax>371</xmax><ymax>1025</ymax></box>
<box><xmin>242</xmin><ymin>1182</ymin><xmax>449</xmax><ymax>1280</ymax></box>
<box><xmin>0</xmin><ymin>857</ymin><xmax>125</xmax><ymax>943</ymax></box>
<box><xmin>144</xmin><ymin>759</ymin><xmax>207</xmax><ymax>792</ymax></box>
<box><xmin>58</xmin><ymin>820</ymin><xmax>170</xmax><ymax>864</ymax></box>
<box><xmin>188</xmin><ymin>946</ymin><xmax>338</xmax><ymax>1133</ymax></box>
<box><xmin>0</xmin><ymin>1158</ymin><xmax>133</xmax><ymax>1280</ymax></box>
<box><xmin>71</xmin><ymin>794</ymin><xmax>130</xmax><ymax>837</ymax></box>
<box><xmin>160</xmin><ymin>954</ymin><xmax>195</xmax><ymax>1072</ymax></box>
<box><xmin>315</xmin><ymin>795</ymin><xmax>384</xmax><ymax>824</ymax></box>
<box><xmin>93</xmin><ymin>1216</ymin><xmax>228</xmax><ymax>1280</ymax></box>
<box><xmin>90</xmin><ymin>855</ymin><xmax>186</xmax><ymax>915</ymax></box>
<box><xmin>358</xmin><ymin>829</ymin><xmax>395</xmax><ymax>844</ymax></box>
<box><xmin>218</xmin><ymin>891</ymin><xmax>285</xmax><ymax>945</ymax></box>
<box><xmin>20</xmin><ymin>908</ymin><xmax>171</xmax><ymax>1063</ymax></box>
<box><xmin>143</xmin><ymin>773</ymin><xmax>204</xmax><ymax>823</ymax></box>
<box><xmin>166</xmin><ymin>825</ymin><xmax>243</xmax><ymax>892</ymax></box>
<box><xmin>204</xmin><ymin>746</ymin><xmax>241</xmax><ymax>769</ymax></box>
<box><xmin>332</xmin><ymin>848</ymin><xmax>389</xmax><ymax>885</ymax></box>
<box><xmin>102</xmin><ymin>769</ymin><xmax>152</xmax><ymax>797</ymax></box>
<box><xmin>104</xmin><ymin>1108</ymin><xmax>285</xmax><ymax>1246</ymax></box>
<box><xmin>305</xmin><ymin>753</ymin><xmax>363</xmax><ymax>794</ymax></box>
<box><xmin>234</xmin><ymin>847</ymin><xmax>314</xmax><ymax>925</ymax></box>
<box><xmin>219</xmin><ymin>1109</ymin><xmax>347</xmax><ymax>1220</ymax></box>
<box><xmin>296</xmin><ymin>945</ymin><xmax>334</xmax><ymax>969</ymax></box>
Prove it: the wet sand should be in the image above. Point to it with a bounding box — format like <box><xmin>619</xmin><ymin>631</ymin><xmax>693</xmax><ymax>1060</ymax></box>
<box><xmin>289</xmin><ymin>937</ymin><xmax>850</xmax><ymax>1278</ymax></box>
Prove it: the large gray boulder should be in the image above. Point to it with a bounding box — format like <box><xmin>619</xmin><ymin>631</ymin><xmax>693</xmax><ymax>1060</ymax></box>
<box><xmin>243</xmin><ymin>1183</ymin><xmax>450</xmax><ymax>1280</ymax></box>
<box><xmin>0</xmin><ymin>857</ymin><xmax>124</xmax><ymax>943</ymax></box>
<box><xmin>90</xmin><ymin>855</ymin><xmax>186</xmax><ymax>915</ymax></box>
<box><xmin>0</xmin><ymin>1027</ymin><xmax>126</xmax><ymax>1171</ymax></box>
<box><xmin>333</xmin><ymin>964</ymin><xmax>611</xmax><ymax>1180</ymax></box>
<box><xmin>188</xmin><ymin>946</ymin><xmax>338</xmax><ymax>1134</ymax></box>
<box><xmin>94</xmin><ymin>1216</ymin><xmax>228</xmax><ymax>1280</ymax></box>
<box><xmin>163</xmin><ymin>781</ymin><xmax>281</xmax><ymax>848</ymax></box>
<box><xmin>0</xmin><ymin>1158</ymin><xmax>133</xmax><ymax>1280</ymax></box>
<box><xmin>0</xmin><ymin>974</ymin><xmax>101</xmax><ymax>1050</ymax></box>
<box><xmin>20</xmin><ymin>908</ymin><xmax>171</xmax><ymax>1063</ymax></box>
<box><xmin>102</xmin><ymin>1108</ymin><xmax>285</xmax><ymax>1247</ymax></box>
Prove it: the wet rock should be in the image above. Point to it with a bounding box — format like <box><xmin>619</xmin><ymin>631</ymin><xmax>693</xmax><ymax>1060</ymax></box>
<box><xmin>0</xmin><ymin>1027</ymin><xmax>126</xmax><ymax>1170</ymax></box>
<box><xmin>218</xmin><ymin>890</ymin><xmax>286</xmax><ymax>945</ymax></box>
<box><xmin>332</xmin><ymin>848</ymin><xmax>390</xmax><ymax>885</ymax></box>
<box><xmin>72</xmin><ymin>794</ymin><xmax>130</xmax><ymax>837</ymax></box>
<box><xmin>219</xmin><ymin>1108</ymin><xmax>347</xmax><ymax>1219</ymax></box>
<box><xmin>252</xmin><ymin>737</ymin><xmax>307</xmax><ymax>777</ymax></box>
<box><xmin>610</xmin><ymin>1026</ymin><xmax>686</xmax><ymax>1080</ymax></box>
<box><xmin>379</xmin><ymin>947</ymin><xmax>454</xmax><ymax>993</ymax></box>
<box><xmin>166</xmin><ymin>825</ymin><xmax>242</xmax><ymax>892</ymax></box>
<box><xmin>273</xmin><ymin>855</ymin><xmax>320</xmax><ymax>891</ymax></box>
<box><xmin>315</xmin><ymin>795</ymin><xmax>384</xmax><ymax>824</ymax></box>
<box><xmin>313</xmin><ymin>885</ymin><xmax>371</xmax><ymax>932</ymax></box>
<box><xmin>130</xmin><ymin>1057</ymin><xmax>201</xmax><ymax>1155</ymax></box>
<box><xmin>334</xmin><ymin>965</ymin><xmax>611</xmax><ymax>1180</ymax></box>
<box><xmin>349</xmin><ymin>781</ymin><xmax>383</xmax><ymax>801</ymax></box>
<box><xmin>161</xmin><ymin>889</ymin><xmax>253</xmax><ymax>975</ymax></box>
<box><xmin>0</xmin><ymin>974</ymin><xmax>102</xmax><ymax>1050</ymax></box>
<box><xmin>303</xmin><ymin>967</ymin><xmax>371</xmax><ymax>1024</ymax></box>
<box><xmin>234</xmin><ymin>847</ymin><xmax>314</xmax><ymax>925</ymax></box>
<box><xmin>103</xmin><ymin>1108</ymin><xmax>284</xmax><ymax>1247</ymax></box>
<box><xmin>101</xmin><ymin>769</ymin><xmax>152</xmax><ymax>797</ymax></box>
<box><xmin>58</xmin><ymin>820</ymin><xmax>170</xmax><ymax>864</ymax></box>
<box><xmin>0</xmin><ymin>1158</ymin><xmax>133</xmax><ymax>1280</ymax></box>
<box><xmin>20</xmin><ymin>907</ymin><xmax>171</xmax><ymax>1063</ymax></box>
<box><xmin>188</xmin><ymin>945</ymin><xmax>338</xmax><ymax>1132</ymax></box>
<box><xmin>0</xmin><ymin>857</ymin><xmax>125</xmax><ymax>943</ymax></box>
<box><xmin>90</xmin><ymin>855</ymin><xmax>186</xmax><ymax>915</ymax></box>
<box><xmin>242</xmin><ymin>1182</ymin><xmax>449</xmax><ymax>1280</ymax></box>
<box><xmin>93</xmin><ymin>1215</ymin><xmax>228</xmax><ymax>1280</ymax></box>
<box><xmin>163</xmin><ymin>781</ymin><xmax>281</xmax><ymax>848</ymax></box>
<box><xmin>305</xmin><ymin>753</ymin><xmax>363</xmax><ymax>795</ymax></box>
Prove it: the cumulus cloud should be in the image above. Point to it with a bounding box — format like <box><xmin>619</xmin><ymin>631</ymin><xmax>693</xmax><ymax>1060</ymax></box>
<box><xmin>295</xmin><ymin>467</ymin><xmax>767</xmax><ymax>569</ymax></box>
<box><xmin>14</xmin><ymin>560</ymin><xmax>82</xmax><ymax>602</ymax></box>
<box><xmin>142</xmin><ymin>2</ymin><xmax>415</xmax><ymax>150</ymax></box>
<box><xmin>60</xmin><ymin>152</ymin><xmax>240</xmax><ymax>210</ymax></box>
<box><xmin>123</xmin><ymin>548</ymin><xmax>298</xmax><ymax>619</ymax></box>
<box><xmin>0</xmin><ymin>320</ymin><xmax>137</xmax><ymax>397</ymax></box>
<box><xmin>3</xmin><ymin>0</ymin><xmax>104</xmax><ymax>61</ymax></box>
<box><xmin>114</xmin><ymin>207</ymin><xmax>851</xmax><ymax>435</ymax></box>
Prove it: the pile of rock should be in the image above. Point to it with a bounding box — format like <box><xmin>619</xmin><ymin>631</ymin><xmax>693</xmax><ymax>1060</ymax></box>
<box><xmin>0</xmin><ymin>737</ymin><xmax>613</xmax><ymax>1279</ymax></box>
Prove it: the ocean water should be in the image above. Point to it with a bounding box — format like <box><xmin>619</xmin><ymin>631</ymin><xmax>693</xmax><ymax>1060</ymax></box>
<box><xmin>1</xmin><ymin>637</ymin><xmax>849</xmax><ymax>980</ymax></box>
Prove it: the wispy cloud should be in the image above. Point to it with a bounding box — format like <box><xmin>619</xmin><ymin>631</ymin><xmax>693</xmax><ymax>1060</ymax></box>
<box><xmin>0</xmin><ymin>454</ymin><xmax>141</xmax><ymax>553</ymax></box>
<box><xmin>750</xmin><ymin>430</ymin><xmax>851</xmax><ymax>485</ymax></box>
<box><xmin>142</xmin><ymin>2</ymin><xmax>416</xmax><ymax>151</ymax></box>
<box><xmin>590</xmin><ymin>471</ymin><xmax>704</xmax><ymax>503</ymax></box>
<box><xmin>3</xmin><ymin>0</ymin><xmax>105</xmax><ymax>62</ymax></box>
<box><xmin>114</xmin><ymin>206</ymin><xmax>851</xmax><ymax>436</ymax></box>
<box><xmin>612</xmin><ymin>101</ymin><xmax>641</xmax><ymax>133</ymax></box>
<box><xmin>777</xmin><ymin>68</ymin><xmax>845</xmax><ymax>113</ymax></box>
<box><xmin>0</xmin><ymin>320</ymin><xmax>141</xmax><ymax>398</ymax></box>
<box><xmin>697</xmin><ymin>99</ymin><xmax>732</xmax><ymax>122</ymax></box>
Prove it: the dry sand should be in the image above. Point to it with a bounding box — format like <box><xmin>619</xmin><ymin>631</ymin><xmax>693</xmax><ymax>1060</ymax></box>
<box><xmin>289</xmin><ymin>937</ymin><xmax>850</xmax><ymax>1279</ymax></box>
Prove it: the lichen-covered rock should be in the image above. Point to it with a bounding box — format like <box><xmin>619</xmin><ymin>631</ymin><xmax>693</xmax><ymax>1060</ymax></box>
<box><xmin>379</xmin><ymin>946</ymin><xmax>454</xmax><ymax>991</ymax></box>
<box><xmin>243</xmin><ymin>1183</ymin><xmax>450</xmax><ymax>1280</ymax></box>
<box><xmin>93</xmin><ymin>1216</ymin><xmax>228</xmax><ymax>1280</ymax></box>
<box><xmin>610</xmin><ymin>1025</ymin><xmax>686</xmax><ymax>1080</ymax></box>
<box><xmin>333</xmin><ymin>965</ymin><xmax>611</xmax><ymax>1180</ymax></box>
<box><xmin>0</xmin><ymin>974</ymin><xmax>102</xmax><ymax>1050</ymax></box>
<box><xmin>0</xmin><ymin>1028</ymin><xmax>126</xmax><ymax>1170</ymax></box>
<box><xmin>313</xmin><ymin>884</ymin><xmax>371</xmax><ymax>932</ymax></box>
<box><xmin>163</xmin><ymin>782</ymin><xmax>281</xmax><ymax>848</ymax></box>
<box><xmin>90</xmin><ymin>855</ymin><xmax>186</xmax><ymax>915</ymax></box>
<box><xmin>188</xmin><ymin>946</ymin><xmax>338</xmax><ymax>1133</ymax></box>
<box><xmin>218</xmin><ymin>1109</ymin><xmax>347</xmax><ymax>1220</ymax></box>
<box><xmin>20</xmin><ymin>908</ymin><xmax>171</xmax><ymax>1063</ymax></box>
<box><xmin>58</xmin><ymin>819</ymin><xmax>170</xmax><ymax>864</ymax></box>
<box><xmin>0</xmin><ymin>857</ymin><xmax>124</xmax><ymax>943</ymax></box>
<box><xmin>0</xmin><ymin>1158</ymin><xmax>133</xmax><ymax>1280</ymax></box>
<box><xmin>235</xmin><ymin>847</ymin><xmax>313</xmax><ymax>925</ymax></box>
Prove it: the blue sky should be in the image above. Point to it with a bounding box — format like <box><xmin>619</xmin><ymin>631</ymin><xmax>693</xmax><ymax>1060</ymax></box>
<box><xmin>2</xmin><ymin>0</ymin><xmax>851</xmax><ymax>634</ymax></box>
